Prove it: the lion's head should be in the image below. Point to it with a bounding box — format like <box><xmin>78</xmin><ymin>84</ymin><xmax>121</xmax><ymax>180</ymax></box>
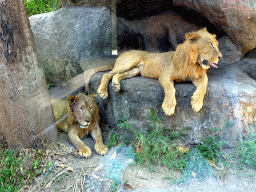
<box><xmin>185</xmin><ymin>28</ymin><xmax>222</xmax><ymax>69</ymax></box>
<box><xmin>67</xmin><ymin>93</ymin><xmax>98</xmax><ymax>128</ymax></box>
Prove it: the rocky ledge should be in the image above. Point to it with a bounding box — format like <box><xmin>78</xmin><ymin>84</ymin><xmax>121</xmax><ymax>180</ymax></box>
<box><xmin>88</xmin><ymin>59</ymin><xmax>256</xmax><ymax>147</ymax></box>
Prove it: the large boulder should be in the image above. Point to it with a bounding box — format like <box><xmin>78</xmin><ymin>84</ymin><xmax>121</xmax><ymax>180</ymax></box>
<box><xmin>173</xmin><ymin>0</ymin><xmax>256</xmax><ymax>54</ymax></box>
<box><xmin>29</xmin><ymin>7</ymin><xmax>111</xmax><ymax>85</ymax></box>
<box><xmin>88</xmin><ymin>60</ymin><xmax>256</xmax><ymax>147</ymax></box>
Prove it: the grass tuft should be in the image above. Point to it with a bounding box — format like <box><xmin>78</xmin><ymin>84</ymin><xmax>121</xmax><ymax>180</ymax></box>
<box><xmin>0</xmin><ymin>146</ymin><xmax>54</xmax><ymax>191</ymax></box>
<box><xmin>237</xmin><ymin>140</ymin><xmax>256</xmax><ymax>169</ymax></box>
<box><xmin>106</xmin><ymin>130</ymin><xmax>120</xmax><ymax>148</ymax></box>
<box><xmin>196</xmin><ymin>136</ymin><xmax>224</xmax><ymax>163</ymax></box>
<box><xmin>0</xmin><ymin>150</ymin><xmax>33</xmax><ymax>191</ymax></box>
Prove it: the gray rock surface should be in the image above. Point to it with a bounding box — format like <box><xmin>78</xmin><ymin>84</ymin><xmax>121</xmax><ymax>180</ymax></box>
<box><xmin>89</xmin><ymin>62</ymin><xmax>256</xmax><ymax>147</ymax></box>
<box><xmin>218</xmin><ymin>35</ymin><xmax>243</xmax><ymax>64</ymax></box>
<box><xmin>29</xmin><ymin>7</ymin><xmax>111</xmax><ymax>85</ymax></box>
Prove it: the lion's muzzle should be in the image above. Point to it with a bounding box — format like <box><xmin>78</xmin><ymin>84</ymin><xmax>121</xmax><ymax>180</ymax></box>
<box><xmin>80</xmin><ymin>121</ymin><xmax>91</xmax><ymax>128</ymax></box>
<box><xmin>202</xmin><ymin>59</ymin><xmax>218</xmax><ymax>68</ymax></box>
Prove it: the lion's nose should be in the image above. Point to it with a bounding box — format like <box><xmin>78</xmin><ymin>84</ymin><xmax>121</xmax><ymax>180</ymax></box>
<box><xmin>218</xmin><ymin>56</ymin><xmax>222</xmax><ymax>60</ymax></box>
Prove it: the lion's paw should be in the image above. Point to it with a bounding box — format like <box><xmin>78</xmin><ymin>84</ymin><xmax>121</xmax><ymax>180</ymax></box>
<box><xmin>162</xmin><ymin>100</ymin><xmax>176</xmax><ymax>116</ymax></box>
<box><xmin>78</xmin><ymin>146</ymin><xmax>92</xmax><ymax>158</ymax></box>
<box><xmin>191</xmin><ymin>98</ymin><xmax>203</xmax><ymax>112</ymax></box>
<box><xmin>112</xmin><ymin>81</ymin><xmax>121</xmax><ymax>92</ymax></box>
<box><xmin>95</xmin><ymin>143</ymin><xmax>108</xmax><ymax>156</ymax></box>
<box><xmin>97</xmin><ymin>88</ymin><xmax>108</xmax><ymax>99</ymax></box>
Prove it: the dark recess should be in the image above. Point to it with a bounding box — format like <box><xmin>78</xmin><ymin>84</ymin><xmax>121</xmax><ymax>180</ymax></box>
<box><xmin>172</xmin><ymin>5</ymin><xmax>226</xmax><ymax>38</ymax></box>
<box><xmin>116</xmin><ymin>0</ymin><xmax>172</xmax><ymax>20</ymax></box>
<box><xmin>116</xmin><ymin>1</ymin><xmax>225</xmax><ymax>39</ymax></box>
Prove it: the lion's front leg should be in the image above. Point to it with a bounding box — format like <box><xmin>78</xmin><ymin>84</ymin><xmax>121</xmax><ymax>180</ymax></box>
<box><xmin>91</xmin><ymin>125</ymin><xmax>108</xmax><ymax>156</ymax></box>
<box><xmin>159</xmin><ymin>74</ymin><xmax>176</xmax><ymax>116</ymax></box>
<box><xmin>191</xmin><ymin>74</ymin><xmax>208</xmax><ymax>112</ymax></box>
<box><xmin>68</xmin><ymin>128</ymin><xmax>92</xmax><ymax>158</ymax></box>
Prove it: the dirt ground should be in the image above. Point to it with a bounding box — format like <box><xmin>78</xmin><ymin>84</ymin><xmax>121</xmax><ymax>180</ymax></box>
<box><xmin>26</xmin><ymin>132</ymin><xmax>256</xmax><ymax>192</ymax></box>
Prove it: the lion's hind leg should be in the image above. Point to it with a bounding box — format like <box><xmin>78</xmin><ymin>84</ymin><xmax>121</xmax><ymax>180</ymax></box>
<box><xmin>97</xmin><ymin>71</ymin><xmax>117</xmax><ymax>99</ymax></box>
<box><xmin>112</xmin><ymin>67</ymin><xmax>140</xmax><ymax>91</ymax></box>
<box><xmin>98</xmin><ymin>67</ymin><xmax>139</xmax><ymax>98</ymax></box>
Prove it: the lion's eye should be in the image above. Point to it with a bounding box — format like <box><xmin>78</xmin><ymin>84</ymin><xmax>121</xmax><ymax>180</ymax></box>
<box><xmin>210</xmin><ymin>43</ymin><xmax>213</xmax><ymax>47</ymax></box>
<box><xmin>79</xmin><ymin>108</ymin><xmax>83</xmax><ymax>112</ymax></box>
<box><xmin>90</xmin><ymin>108</ymin><xmax>93</xmax><ymax>112</ymax></box>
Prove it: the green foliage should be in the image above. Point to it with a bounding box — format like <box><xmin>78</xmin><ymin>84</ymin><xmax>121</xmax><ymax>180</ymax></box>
<box><xmin>0</xmin><ymin>148</ymin><xmax>53</xmax><ymax>191</ymax></box>
<box><xmin>207</xmin><ymin>127</ymin><xmax>221</xmax><ymax>133</ymax></box>
<box><xmin>0</xmin><ymin>150</ymin><xmax>33</xmax><ymax>191</ymax></box>
<box><xmin>224</xmin><ymin>120</ymin><xmax>235</xmax><ymax>128</ymax></box>
<box><xmin>24</xmin><ymin>0</ymin><xmax>63</xmax><ymax>17</ymax></box>
<box><xmin>110</xmin><ymin>180</ymin><xmax>120</xmax><ymax>192</ymax></box>
<box><xmin>236</xmin><ymin>140</ymin><xmax>256</xmax><ymax>169</ymax></box>
<box><xmin>130</xmin><ymin>108</ymin><xmax>189</xmax><ymax>171</ymax></box>
<box><xmin>196</xmin><ymin>136</ymin><xmax>224</xmax><ymax>163</ymax></box>
<box><xmin>106</xmin><ymin>130</ymin><xmax>120</xmax><ymax>148</ymax></box>
<box><xmin>118</xmin><ymin>118</ymin><xmax>131</xmax><ymax>130</ymax></box>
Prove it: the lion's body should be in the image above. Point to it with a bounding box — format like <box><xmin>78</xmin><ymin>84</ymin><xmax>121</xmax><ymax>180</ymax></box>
<box><xmin>111</xmin><ymin>50</ymin><xmax>208</xmax><ymax>81</ymax></box>
<box><xmin>52</xmin><ymin>93</ymin><xmax>108</xmax><ymax>158</ymax></box>
<box><xmin>85</xmin><ymin>28</ymin><xmax>222</xmax><ymax>115</ymax></box>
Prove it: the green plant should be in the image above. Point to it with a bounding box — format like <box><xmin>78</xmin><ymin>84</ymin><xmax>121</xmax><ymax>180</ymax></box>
<box><xmin>207</xmin><ymin>127</ymin><xmax>221</xmax><ymax>133</ymax></box>
<box><xmin>236</xmin><ymin>140</ymin><xmax>256</xmax><ymax>169</ymax></box>
<box><xmin>132</xmin><ymin>108</ymin><xmax>189</xmax><ymax>170</ymax></box>
<box><xmin>106</xmin><ymin>130</ymin><xmax>120</xmax><ymax>148</ymax></box>
<box><xmin>0</xmin><ymin>150</ymin><xmax>34</xmax><ymax>191</ymax></box>
<box><xmin>24</xmin><ymin>0</ymin><xmax>63</xmax><ymax>17</ymax></box>
<box><xmin>224</xmin><ymin>120</ymin><xmax>235</xmax><ymax>128</ymax></box>
<box><xmin>110</xmin><ymin>180</ymin><xmax>120</xmax><ymax>192</ymax></box>
<box><xmin>196</xmin><ymin>136</ymin><xmax>224</xmax><ymax>163</ymax></box>
<box><xmin>118</xmin><ymin>118</ymin><xmax>131</xmax><ymax>130</ymax></box>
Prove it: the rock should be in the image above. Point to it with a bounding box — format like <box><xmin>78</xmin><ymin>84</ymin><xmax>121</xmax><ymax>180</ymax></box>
<box><xmin>89</xmin><ymin>63</ymin><xmax>256</xmax><ymax>147</ymax></box>
<box><xmin>218</xmin><ymin>35</ymin><xmax>243</xmax><ymax>64</ymax></box>
<box><xmin>173</xmin><ymin>0</ymin><xmax>256</xmax><ymax>54</ymax></box>
<box><xmin>29</xmin><ymin>7</ymin><xmax>111</xmax><ymax>85</ymax></box>
<box><xmin>118</xmin><ymin>11</ymin><xmax>199</xmax><ymax>52</ymax></box>
<box><xmin>236</xmin><ymin>58</ymin><xmax>256</xmax><ymax>80</ymax></box>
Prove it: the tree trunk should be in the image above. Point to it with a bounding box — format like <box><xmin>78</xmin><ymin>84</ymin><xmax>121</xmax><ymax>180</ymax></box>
<box><xmin>0</xmin><ymin>0</ymin><xmax>57</xmax><ymax>148</ymax></box>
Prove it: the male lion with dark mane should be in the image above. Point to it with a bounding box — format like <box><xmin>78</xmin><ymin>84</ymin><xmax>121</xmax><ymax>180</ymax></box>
<box><xmin>52</xmin><ymin>93</ymin><xmax>108</xmax><ymax>158</ymax></box>
<box><xmin>85</xmin><ymin>28</ymin><xmax>222</xmax><ymax>115</ymax></box>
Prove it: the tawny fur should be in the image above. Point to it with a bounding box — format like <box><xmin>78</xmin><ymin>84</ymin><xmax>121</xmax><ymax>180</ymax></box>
<box><xmin>85</xmin><ymin>28</ymin><xmax>222</xmax><ymax>115</ymax></box>
<box><xmin>52</xmin><ymin>93</ymin><xmax>108</xmax><ymax>158</ymax></box>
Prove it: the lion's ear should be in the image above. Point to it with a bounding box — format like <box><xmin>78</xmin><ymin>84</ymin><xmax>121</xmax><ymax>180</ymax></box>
<box><xmin>67</xmin><ymin>95</ymin><xmax>78</xmax><ymax>106</ymax></box>
<box><xmin>202</xmin><ymin>27</ymin><xmax>208</xmax><ymax>32</ymax></box>
<box><xmin>90</xmin><ymin>94</ymin><xmax>97</xmax><ymax>100</ymax></box>
<box><xmin>185</xmin><ymin>32</ymin><xmax>201</xmax><ymax>42</ymax></box>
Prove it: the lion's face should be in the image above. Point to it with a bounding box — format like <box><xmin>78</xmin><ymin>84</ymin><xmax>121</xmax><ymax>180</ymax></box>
<box><xmin>67</xmin><ymin>94</ymin><xmax>97</xmax><ymax>129</ymax></box>
<box><xmin>186</xmin><ymin>28</ymin><xmax>222</xmax><ymax>70</ymax></box>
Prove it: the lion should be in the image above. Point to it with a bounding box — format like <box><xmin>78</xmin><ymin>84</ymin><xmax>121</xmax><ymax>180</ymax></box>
<box><xmin>85</xmin><ymin>28</ymin><xmax>222</xmax><ymax>115</ymax></box>
<box><xmin>52</xmin><ymin>93</ymin><xmax>108</xmax><ymax>158</ymax></box>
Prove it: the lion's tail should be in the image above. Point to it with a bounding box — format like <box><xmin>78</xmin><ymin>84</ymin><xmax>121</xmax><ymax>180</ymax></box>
<box><xmin>84</xmin><ymin>62</ymin><xmax>114</xmax><ymax>93</ymax></box>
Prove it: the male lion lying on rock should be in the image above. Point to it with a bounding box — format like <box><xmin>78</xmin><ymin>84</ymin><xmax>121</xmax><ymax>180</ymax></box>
<box><xmin>52</xmin><ymin>93</ymin><xmax>108</xmax><ymax>158</ymax></box>
<box><xmin>85</xmin><ymin>28</ymin><xmax>222</xmax><ymax>115</ymax></box>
